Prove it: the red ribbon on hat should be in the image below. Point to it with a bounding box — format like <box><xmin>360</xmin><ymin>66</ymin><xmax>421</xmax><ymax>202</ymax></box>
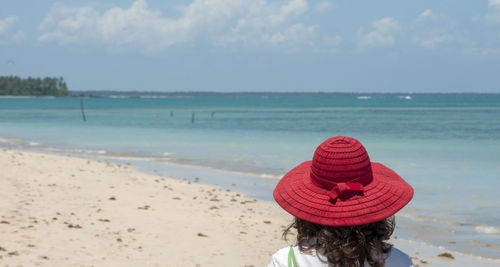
<box><xmin>328</xmin><ymin>182</ymin><xmax>364</xmax><ymax>201</ymax></box>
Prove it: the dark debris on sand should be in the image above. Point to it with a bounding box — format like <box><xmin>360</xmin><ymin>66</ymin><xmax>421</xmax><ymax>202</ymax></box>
<box><xmin>437</xmin><ymin>252</ymin><xmax>454</xmax><ymax>259</ymax></box>
<box><xmin>67</xmin><ymin>223</ymin><xmax>82</xmax><ymax>229</ymax></box>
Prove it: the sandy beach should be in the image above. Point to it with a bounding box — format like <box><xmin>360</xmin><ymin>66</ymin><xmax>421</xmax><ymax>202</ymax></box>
<box><xmin>1</xmin><ymin>149</ymin><xmax>498</xmax><ymax>266</ymax></box>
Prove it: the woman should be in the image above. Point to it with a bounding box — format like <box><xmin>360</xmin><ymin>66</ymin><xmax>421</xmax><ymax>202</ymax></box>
<box><xmin>269</xmin><ymin>136</ymin><xmax>414</xmax><ymax>267</ymax></box>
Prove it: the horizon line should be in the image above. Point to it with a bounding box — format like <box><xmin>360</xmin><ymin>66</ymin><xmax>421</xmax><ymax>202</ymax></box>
<box><xmin>69</xmin><ymin>90</ymin><xmax>500</xmax><ymax>94</ymax></box>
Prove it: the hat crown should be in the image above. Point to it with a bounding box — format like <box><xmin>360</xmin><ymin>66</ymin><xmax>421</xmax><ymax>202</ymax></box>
<box><xmin>310</xmin><ymin>136</ymin><xmax>373</xmax><ymax>189</ymax></box>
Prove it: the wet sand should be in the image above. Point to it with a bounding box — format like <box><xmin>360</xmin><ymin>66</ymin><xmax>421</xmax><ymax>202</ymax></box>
<box><xmin>1</xmin><ymin>149</ymin><xmax>498</xmax><ymax>266</ymax></box>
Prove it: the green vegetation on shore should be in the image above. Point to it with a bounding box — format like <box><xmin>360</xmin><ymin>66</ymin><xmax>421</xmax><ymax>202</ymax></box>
<box><xmin>0</xmin><ymin>76</ymin><xmax>69</xmax><ymax>96</ymax></box>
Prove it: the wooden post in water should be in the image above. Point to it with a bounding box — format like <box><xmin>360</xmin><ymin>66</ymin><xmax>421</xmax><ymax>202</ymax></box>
<box><xmin>80</xmin><ymin>99</ymin><xmax>87</xmax><ymax>122</ymax></box>
<box><xmin>191</xmin><ymin>112</ymin><xmax>195</xmax><ymax>123</ymax></box>
<box><xmin>170</xmin><ymin>111</ymin><xmax>174</xmax><ymax>117</ymax></box>
<box><xmin>211</xmin><ymin>111</ymin><xmax>215</xmax><ymax>118</ymax></box>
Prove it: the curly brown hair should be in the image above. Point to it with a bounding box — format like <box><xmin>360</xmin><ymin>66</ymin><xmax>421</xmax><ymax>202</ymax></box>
<box><xmin>283</xmin><ymin>216</ymin><xmax>395</xmax><ymax>267</ymax></box>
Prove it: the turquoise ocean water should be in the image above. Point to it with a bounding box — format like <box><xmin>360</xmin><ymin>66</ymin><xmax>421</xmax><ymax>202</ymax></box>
<box><xmin>0</xmin><ymin>93</ymin><xmax>499</xmax><ymax>258</ymax></box>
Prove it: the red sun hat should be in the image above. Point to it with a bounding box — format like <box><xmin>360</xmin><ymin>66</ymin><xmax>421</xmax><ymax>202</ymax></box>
<box><xmin>273</xmin><ymin>136</ymin><xmax>413</xmax><ymax>226</ymax></box>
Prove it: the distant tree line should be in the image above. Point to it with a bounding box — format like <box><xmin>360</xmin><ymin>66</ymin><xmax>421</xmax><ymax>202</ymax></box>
<box><xmin>0</xmin><ymin>76</ymin><xmax>69</xmax><ymax>96</ymax></box>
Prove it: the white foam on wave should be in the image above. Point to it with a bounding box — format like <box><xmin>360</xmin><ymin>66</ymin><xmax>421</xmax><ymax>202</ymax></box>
<box><xmin>51</xmin><ymin>148</ymin><xmax>110</xmax><ymax>156</ymax></box>
<box><xmin>399</xmin><ymin>95</ymin><xmax>412</xmax><ymax>99</ymax></box>
<box><xmin>157</xmin><ymin>158</ymin><xmax>284</xmax><ymax>179</ymax></box>
<box><xmin>357</xmin><ymin>96</ymin><xmax>371</xmax><ymax>100</ymax></box>
<box><xmin>392</xmin><ymin>237</ymin><xmax>500</xmax><ymax>265</ymax></box>
<box><xmin>139</xmin><ymin>95</ymin><xmax>169</xmax><ymax>99</ymax></box>
<box><xmin>257</xmin><ymin>173</ymin><xmax>284</xmax><ymax>179</ymax></box>
<box><xmin>28</xmin><ymin>141</ymin><xmax>40</xmax><ymax>146</ymax></box>
<box><xmin>151</xmin><ymin>152</ymin><xmax>175</xmax><ymax>158</ymax></box>
<box><xmin>398</xmin><ymin>213</ymin><xmax>466</xmax><ymax>226</ymax></box>
<box><xmin>475</xmin><ymin>225</ymin><xmax>500</xmax><ymax>234</ymax></box>
<box><xmin>0</xmin><ymin>137</ymin><xmax>23</xmax><ymax>145</ymax></box>
<box><xmin>0</xmin><ymin>96</ymin><xmax>34</xmax><ymax>98</ymax></box>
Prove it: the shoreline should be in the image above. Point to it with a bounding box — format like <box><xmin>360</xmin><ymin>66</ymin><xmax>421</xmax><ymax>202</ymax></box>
<box><xmin>0</xmin><ymin>135</ymin><xmax>284</xmax><ymax>180</ymax></box>
<box><xmin>1</xmin><ymin>135</ymin><xmax>500</xmax><ymax>260</ymax></box>
<box><xmin>1</xmin><ymin>149</ymin><xmax>499</xmax><ymax>266</ymax></box>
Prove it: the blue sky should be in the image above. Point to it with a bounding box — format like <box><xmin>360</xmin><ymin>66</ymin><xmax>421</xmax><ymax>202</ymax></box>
<box><xmin>0</xmin><ymin>0</ymin><xmax>499</xmax><ymax>92</ymax></box>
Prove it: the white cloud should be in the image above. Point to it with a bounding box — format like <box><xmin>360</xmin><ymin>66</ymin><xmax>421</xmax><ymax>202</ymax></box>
<box><xmin>0</xmin><ymin>16</ymin><xmax>22</xmax><ymax>44</ymax></box>
<box><xmin>358</xmin><ymin>17</ymin><xmax>400</xmax><ymax>47</ymax></box>
<box><xmin>219</xmin><ymin>0</ymin><xmax>314</xmax><ymax>46</ymax></box>
<box><xmin>0</xmin><ymin>16</ymin><xmax>17</xmax><ymax>34</ymax></box>
<box><xmin>38</xmin><ymin>0</ymin><xmax>318</xmax><ymax>51</ymax></box>
<box><xmin>490</xmin><ymin>0</ymin><xmax>500</xmax><ymax>7</ymax></box>
<box><xmin>484</xmin><ymin>0</ymin><xmax>500</xmax><ymax>23</ymax></box>
<box><xmin>39</xmin><ymin>1</ymin><xmax>183</xmax><ymax>48</ymax></box>
<box><xmin>259</xmin><ymin>24</ymin><xmax>317</xmax><ymax>45</ymax></box>
<box><xmin>419</xmin><ymin>9</ymin><xmax>432</xmax><ymax>18</ymax></box>
<box><xmin>412</xmin><ymin>11</ymin><xmax>462</xmax><ymax>49</ymax></box>
<box><xmin>416</xmin><ymin>34</ymin><xmax>455</xmax><ymax>48</ymax></box>
<box><xmin>315</xmin><ymin>1</ymin><xmax>334</xmax><ymax>13</ymax></box>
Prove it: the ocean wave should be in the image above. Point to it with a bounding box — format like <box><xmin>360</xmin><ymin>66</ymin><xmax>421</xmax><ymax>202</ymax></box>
<box><xmin>0</xmin><ymin>96</ymin><xmax>54</xmax><ymax>99</ymax></box>
<box><xmin>71</xmin><ymin>149</ymin><xmax>131</xmax><ymax>157</ymax></box>
<box><xmin>475</xmin><ymin>225</ymin><xmax>500</xmax><ymax>234</ymax></box>
<box><xmin>40</xmin><ymin>146</ymin><xmax>151</xmax><ymax>162</ymax></box>
<box><xmin>2</xmin><ymin>139</ymin><xmax>282</xmax><ymax>179</ymax></box>
<box><xmin>257</xmin><ymin>173</ymin><xmax>284</xmax><ymax>179</ymax></box>
<box><xmin>399</xmin><ymin>213</ymin><xmax>500</xmax><ymax>236</ymax></box>
<box><xmin>399</xmin><ymin>95</ymin><xmax>412</xmax><ymax>99</ymax></box>
<box><xmin>0</xmin><ymin>137</ymin><xmax>24</xmax><ymax>145</ymax></box>
<box><xmin>152</xmin><ymin>152</ymin><xmax>175</xmax><ymax>157</ymax></box>
<box><xmin>138</xmin><ymin>96</ymin><xmax>170</xmax><ymax>99</ymax></box>
<box><xmin>398</xmin><ymin>213</ymin><xmax>466</xmax><ymax>226</ymax></box>
<box><xmin>357</xmin><ymin>96</ymin><xmax>371</xmax><ymax>99</ymax></box>
<box><xmin>394</xmin><ymin>237</ymin><xmax>500</xmax><ymax>262</ymax></box>
<box><xmin>155</xmin><ymin>158</ymin><xmax>284</xmax><ymax>179</ymax></box>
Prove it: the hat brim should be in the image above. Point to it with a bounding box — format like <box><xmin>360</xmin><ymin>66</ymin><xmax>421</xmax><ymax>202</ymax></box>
<box><xmin>273</xmin><ymin>161</ymin><xmax>414</xmax><ymax>226</ymax></box>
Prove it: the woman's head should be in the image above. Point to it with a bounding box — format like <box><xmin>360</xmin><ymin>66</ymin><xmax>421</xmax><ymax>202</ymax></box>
<box><xmin>273</xmin><ymin>136</ymin><xmax>413</xmax><ymax>226</ymax></box>
<box><xmin>284</xmin><ymin>216</ymin><xmax>396</xmax><ymax>267</ymax></box>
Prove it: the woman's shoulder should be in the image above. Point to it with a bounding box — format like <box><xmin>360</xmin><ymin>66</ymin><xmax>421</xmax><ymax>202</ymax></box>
<box><xmin>268</xmin><ymin>246</ymin><xmax>413</xmax><ymax>267</ymax></box>
<box><xmin>384</xmin><ymin>247</ymin><xmax>414</xmax><ymax>267</ymax></box>
<box><xmin>268</xmin><ymin>246</ymin><xmax>330</xmax><ymax>267</ymax></box>
<box><xmin>267</xmin><ymin>247</ymin><xmax>289</xmax><ymax>267</ymax></box>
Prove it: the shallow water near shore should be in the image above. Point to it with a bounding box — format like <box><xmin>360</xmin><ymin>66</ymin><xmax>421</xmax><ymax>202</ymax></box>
<box><xmin>1</xmin><ymin>92</ymin><xmax>499</xmax><ymax>259</ymax></box>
